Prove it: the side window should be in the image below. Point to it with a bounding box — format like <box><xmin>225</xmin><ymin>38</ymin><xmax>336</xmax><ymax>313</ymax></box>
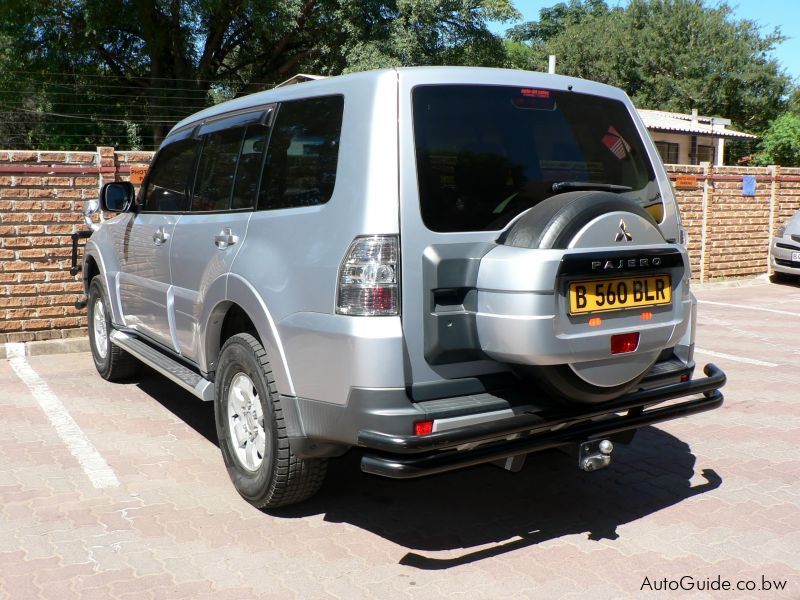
<box><xmin>143</xmin><ymin>137</ymin><xmax>198</xmax><ymax>212</ymax></box>
<box><xmin>192</xmin><ymin>127</ymin><xmax>245</xmax><ymax>212</ymax></box>
<box><xmin>258</xmin><ymin>95</ymin><xmax>344</xmax><ymax>211</ymax></box>
<box><xmin>231</xmin><ymin>124</ymin><xmax>269</xmax><ymax>210</ymax></box>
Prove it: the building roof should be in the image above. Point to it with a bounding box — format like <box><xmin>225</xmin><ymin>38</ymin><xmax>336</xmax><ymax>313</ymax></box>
<box><xmin>637</xmin><ymin>109</ymin><xmax>757</xmax><ymax>140</ymax></box>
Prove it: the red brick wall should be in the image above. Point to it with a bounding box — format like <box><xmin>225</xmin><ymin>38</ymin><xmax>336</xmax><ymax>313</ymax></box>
<box><xmin>667</xmin><ymin>165</ymin><xmax>705</xmax><ymax>279</ymax></box>
<box><xmin>1</xmin><ymin>154</ymin><xmax>800</xmax><ymax>343</ymax></box>
<box><xmin>0</xmin><ymin>148</ymin><xmax>152</xmax><ymax>344</ymax></box>
<box><xmin>670</xmin><ymin>165</ymin><xmax>800</xmax><ymax>282</ymax></box>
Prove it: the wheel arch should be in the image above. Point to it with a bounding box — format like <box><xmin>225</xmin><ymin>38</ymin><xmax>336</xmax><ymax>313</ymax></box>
<box><xmin>83</xmin><ymin>241</ymin><xmax>125</xmax><ymax>326</ymax></box>
<box><xmin>202</xmin><ymin>275</ymin><xmax>294</xmax><ymax>396</ymax></box>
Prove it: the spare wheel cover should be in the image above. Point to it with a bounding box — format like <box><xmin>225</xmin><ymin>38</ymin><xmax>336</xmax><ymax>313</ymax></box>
<box><xmin>502</xmin><ymin>191</ymin><xmax>666</xmax><ymax>403</ymax></box>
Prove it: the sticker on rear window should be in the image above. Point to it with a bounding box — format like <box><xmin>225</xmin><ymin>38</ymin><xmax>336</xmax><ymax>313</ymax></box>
<box><xmin>602</xmin><ymin>126</ymin><xmax>632</xmax><ymax>159</ymax></box>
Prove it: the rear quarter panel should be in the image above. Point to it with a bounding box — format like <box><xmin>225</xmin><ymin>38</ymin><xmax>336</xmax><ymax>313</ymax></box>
<box><xmin>224</xmin><ymin>71</ymin><xmax>403</xmax><ymax>401</ymax></box>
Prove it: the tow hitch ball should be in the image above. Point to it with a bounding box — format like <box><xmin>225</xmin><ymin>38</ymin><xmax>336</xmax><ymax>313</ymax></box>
<box><xmin>579</xmin><ymin>439</ymin><xmax>613</xmax><ymax>472</ymax></box>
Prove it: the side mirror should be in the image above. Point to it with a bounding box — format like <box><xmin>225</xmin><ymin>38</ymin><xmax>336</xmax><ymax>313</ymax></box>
<box><xmin>100</xmin><ymin>182</ymin><xmax>136</xmax><ymax>212</ymax></box>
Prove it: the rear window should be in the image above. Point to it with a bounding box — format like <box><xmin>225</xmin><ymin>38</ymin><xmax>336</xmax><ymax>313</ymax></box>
<box><xmin>258</xmin><ymin>95</ymin><xmax>343</xmax><ymax>210</ymax></box>
<box><xmin>413</xmin><ymin>85</ymin><xmax>659</xmax><ymax>232</ymax></box>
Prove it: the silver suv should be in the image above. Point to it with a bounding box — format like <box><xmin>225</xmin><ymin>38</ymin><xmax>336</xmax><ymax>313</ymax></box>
<box><xmin>82</xmin><ymin>67</ymin><xmax>725</xmax><ymax>508</ymax></box>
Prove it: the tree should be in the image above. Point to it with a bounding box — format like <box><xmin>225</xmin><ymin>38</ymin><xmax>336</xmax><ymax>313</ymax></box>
<box><xmin>505</xmin><ymin>0</ymin><xmax>791</xmax><ymax>155</ymax></box>
<box><xmin>752</xmin><ymin>113</ymin><xmax>800</xmax><ymax>167</ymax></box>
<box><xmin>0</xmin><ymin>0</ymin><xmax>518</xmax><ymax>149</ymax></box>
<box><xmin>506</xmin><ymin>0</ymin><xmax>609</xmax><ymax>45</ymax></box>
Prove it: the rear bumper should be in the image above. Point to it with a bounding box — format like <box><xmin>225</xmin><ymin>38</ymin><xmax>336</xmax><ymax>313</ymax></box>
<box><xmin>358</xmin><ymin>363</ymin><xmax>725</xmax><ymax>479</ymax></box>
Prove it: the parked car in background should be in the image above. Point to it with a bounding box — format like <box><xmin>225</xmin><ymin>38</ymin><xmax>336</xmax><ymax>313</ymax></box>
<box><xmin>771</xmin><ymin>210</ymin><xmax>800</xmax><ymax>280</ymax></box>
<box><xmin>80</xmin><ymin>67</ymin><xmax>726</xmax><ymax>509</ymax></box>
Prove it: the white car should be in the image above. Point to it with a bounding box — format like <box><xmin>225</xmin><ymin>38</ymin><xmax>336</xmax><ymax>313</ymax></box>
<box><xmin>771</xmin><ymin>211</ymin><xmax>800</xmax><ymax>279</ymax></box>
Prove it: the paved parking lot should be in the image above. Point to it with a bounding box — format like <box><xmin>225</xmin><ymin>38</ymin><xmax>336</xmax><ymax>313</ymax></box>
<box><xmin>1</xmin><ymin>279</ymin><xmax>799</xmax><ymax>599</ymax></box>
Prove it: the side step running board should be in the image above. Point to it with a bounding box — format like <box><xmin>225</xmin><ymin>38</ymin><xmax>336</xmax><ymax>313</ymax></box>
<box><xmin>110</xmin><ymin>330</ymin><xmax>214</xmax><ymax>401</ymax></box>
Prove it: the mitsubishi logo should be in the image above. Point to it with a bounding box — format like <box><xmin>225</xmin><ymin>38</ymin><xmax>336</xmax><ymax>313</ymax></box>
<box><xmin>615</xmin><ymin>219</ymin><xmax>632</xmax><ymax>242</ymax></box>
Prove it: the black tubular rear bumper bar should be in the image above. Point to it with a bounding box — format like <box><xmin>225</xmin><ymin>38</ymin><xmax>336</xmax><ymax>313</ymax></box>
<box><xmin>359</xmin><ymin>363</ymin><xmax>725</xmax><ymax>479</ymax></box>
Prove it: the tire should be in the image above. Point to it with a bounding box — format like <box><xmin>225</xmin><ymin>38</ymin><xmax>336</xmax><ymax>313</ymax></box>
<box><xmin>214</xmin><ymin>333</ymin><xmax>327</xmax><ymax>508</ymax></box>
<box><xmin>769</xmin><ymin>272</ymin><xmax>789</xmax><ymax>284</ymax></box>
<box><xmin>502</xmin><ymin>191</ymin><xmax>662</xmax><ymax>403</ymax></box>
<box><xmin>501</xmin><ymin>190</ymin><xmax>659</xmax><ymax>250</ymax></box>
<box><xmin>88</xmin><ymin>276</ymin><xmax>139</xmax><ymax>381</ymax></box>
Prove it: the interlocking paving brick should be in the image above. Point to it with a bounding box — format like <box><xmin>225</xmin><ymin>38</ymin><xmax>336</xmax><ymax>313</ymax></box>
<box><xmin>1</xmin><ymin>281</ymin><xmax>799</xmax><ymax>598</ymax></box>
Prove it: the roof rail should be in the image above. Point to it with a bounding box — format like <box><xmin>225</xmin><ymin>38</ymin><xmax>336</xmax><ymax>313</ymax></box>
<box><xmin>275</xmin><ymin>74</ymin><xmax>326</xmax><ymax>88</ymax></box>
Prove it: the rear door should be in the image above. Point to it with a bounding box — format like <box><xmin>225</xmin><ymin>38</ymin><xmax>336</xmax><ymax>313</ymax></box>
<box><xmin>397</xmin><ymin>71</ymin><xmax>666</xmax><ymax>387</ymax></box>
<box><xmin>117</xmin><ymin>133</ymin><xmax>197</xmax><ymax>348</ymax></box>
<box><xmin>169</xmin><ymin>110</ymin><xmax>272</xmax><ymax>363</ymax></box>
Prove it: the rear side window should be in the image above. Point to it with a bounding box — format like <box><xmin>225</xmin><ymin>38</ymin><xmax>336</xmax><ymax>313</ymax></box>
<box><xmin>192</xmin><ymin>128</ymin><xmax>246</xmax><ymax>211</ymax></box>
<box><xmin>258</xmin><ymin>95</ymin><xmax>343</xmax><ymax>210</ymax></box>
<box><xmin>143</xmin><ymin>137</ymin><xmax>198</xmax><ymax>212</ymax></box>
<box><xmin>413</xmin><ymin>85</ymin><xmax>658</xmax><ymax>232</ymax></box>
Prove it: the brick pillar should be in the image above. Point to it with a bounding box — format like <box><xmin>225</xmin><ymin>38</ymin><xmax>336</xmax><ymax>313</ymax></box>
<box><xmin>767</xmin><ymin>165</ymin><xmax>780</xmax><ymax>275</ymax></box>
<box><xmin>97</xmin><ymin>146</ymin><xmax>117</xmax><ymax>187</ymax></box>
<box><xmin>699</xmin><ymin>162</ymin><xmax>711</xmax><ymax>283</ymax></box>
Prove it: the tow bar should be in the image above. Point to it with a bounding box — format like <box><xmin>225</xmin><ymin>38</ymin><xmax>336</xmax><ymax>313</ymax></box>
<box><xmin>578</xmin><ymin>439</ymin><xmax>614</xmax><ymax>472</ymax></box>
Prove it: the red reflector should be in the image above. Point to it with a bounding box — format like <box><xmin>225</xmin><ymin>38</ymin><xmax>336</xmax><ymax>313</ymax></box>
<box><xmin>680</xmin><ymin>373</ymin><xmax>690</xmax><ymax>383</ymax></box>
<box><xmin>611</xmin><ymin>332</ymin><xmax>639</xmax><ymax>354</ymax></box>
<box><xmin>414</xmin><ymin>420</ymin><xmax>434</xmax><ymax>436</ymax></box>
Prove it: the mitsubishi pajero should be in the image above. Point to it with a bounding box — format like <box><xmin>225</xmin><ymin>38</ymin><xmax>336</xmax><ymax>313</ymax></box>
<box><xmin>80</xmin><ymin>67</ymin><xmax>725</xmax><ymax>508</ymax></box>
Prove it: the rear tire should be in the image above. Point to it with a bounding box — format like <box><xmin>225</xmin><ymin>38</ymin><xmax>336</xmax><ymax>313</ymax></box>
<box><xmin>502</xmin><ymin>192</ymin><xmax>662</xmax><ymax>403</ymax></box>
<box><xmin>87</xmin><ymin>277</ymin><xmax>139</xmax><ymax>381</ymax></box>
<box><xmin>515</xmin><ymin>364</ymin><xmax>647</xmax><ymax>404</ymax></box>
<box><xmin>215</xmin><ymin>333</ymin><xmax>327</xmax><ymax>508</ymax></box>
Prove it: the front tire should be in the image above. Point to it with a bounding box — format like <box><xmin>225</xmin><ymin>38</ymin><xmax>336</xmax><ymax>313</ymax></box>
<box><xmin>214</xmin><ymin>333</ymin><xmax>327</xmax><ymax>508</ymax></box>
<box><xmin>87</xmin><ymin>276</ymin><xmax>139</xmax><ymax>381</ymax></box>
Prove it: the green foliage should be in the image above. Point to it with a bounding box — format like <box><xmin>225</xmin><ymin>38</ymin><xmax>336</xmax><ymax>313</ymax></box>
<box><xmin>506</xmin><ymin>0</ymin><xmax>608</xmax><ymax>45</ymax></box>
<box><xmin>505</xmin><ymin>0</ymin><xmax>792</xmax><ymax>159</ymax></box>
<box><xmin>752</xmin><ymin>113</ymin><xmax>800</xmax><ymax>167</ymax></box>
<box><xmin>0</xmin><ymin>0</ymin><xmax>518</xmax><ymax>149</ymax></box>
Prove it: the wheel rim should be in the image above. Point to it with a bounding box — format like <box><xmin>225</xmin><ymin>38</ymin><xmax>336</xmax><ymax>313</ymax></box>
<box><xmin>92</xmin><ymin>297</ymin><xmax>108</xmax><ymax>360</ymax></box>
<box><xmin>227</xmin><ymin>372</ymin><xmax>267</xmax><ymax>472</ymax></box>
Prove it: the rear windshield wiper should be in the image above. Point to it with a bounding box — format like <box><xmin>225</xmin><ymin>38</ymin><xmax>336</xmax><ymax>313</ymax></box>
<box><xmin>551</xmin><ymin>181</ymin><xmax>633</xmax><ymax>193</ymax></box>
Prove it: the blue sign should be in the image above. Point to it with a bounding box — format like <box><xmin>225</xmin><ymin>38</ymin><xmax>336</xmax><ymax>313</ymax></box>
<box><xmin>742</xmin><ymin>175</ymin><xmax>756</xmax><ymax>197</ymax></box>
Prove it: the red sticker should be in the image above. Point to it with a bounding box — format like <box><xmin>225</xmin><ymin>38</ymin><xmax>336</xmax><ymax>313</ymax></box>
<box><xmin>602</xmin><ymin>126</ymin><xmax>631</xmax><ymax>159</ymax></box>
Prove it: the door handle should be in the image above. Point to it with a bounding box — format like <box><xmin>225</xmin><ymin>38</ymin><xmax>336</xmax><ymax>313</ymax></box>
<box><xmin>214</xmin><ymin>228</ymin><xmax>239</xmax><ymax>250</ymax></box>
<box><xmin>153</xmin><ymin>227</ymin><xmax>170</xmax><ymax>245</ymax></box>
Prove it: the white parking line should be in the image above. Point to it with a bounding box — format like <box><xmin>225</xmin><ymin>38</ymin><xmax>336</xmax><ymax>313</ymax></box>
<box><xmin>697</xmin><ymin>300</ymin><xmax>800</xmax><ymax>317</ymax></box>
<box><xmin>694</xmin><ymin>347</ymin><xmax>778</xmax><ymax>368</ymax></box>
<box><xmin>5</xmin><ymin>343</ymin><xmax>119</xmax><ymax>489</ymax></box>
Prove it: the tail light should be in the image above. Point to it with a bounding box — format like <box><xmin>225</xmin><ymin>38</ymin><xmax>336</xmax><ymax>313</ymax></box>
<box><xmin>336</xmin><ymin>235</ymin><xmax>399</xmax><ymax>316</ymax></box>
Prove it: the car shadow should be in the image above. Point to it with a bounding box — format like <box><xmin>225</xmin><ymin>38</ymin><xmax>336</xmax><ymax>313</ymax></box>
<box><xmin>770</xmin><ymin>273</ymin><xmax>800</xmax><ymax>287</ymax></box>
<box><xmin>134</xmin><ymin>369</ymin><xmax>721</xmax><ymax>570</ymax></box>
<box><xmin>135</xmin><ymin>367</ymin><xmax>218</xmax><ymax>444</ymax></box>
<box><xmin>278</xmin><ymin>427</ymin><xmax>721</xmax><ymax>569</ymax></box>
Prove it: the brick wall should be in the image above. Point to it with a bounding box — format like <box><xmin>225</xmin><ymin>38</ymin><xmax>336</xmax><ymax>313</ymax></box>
<box><xmin>0</xmin><ymin>148</ymin><xmax>152</xmax><ymax>344</ymax></box>
<box><xmin>1</xmin><ymin>151</ymin><xmax>800</xmax><ymax>343</ymax></box>
<box><xmin>672</xmin><ymin>164</ymin><xmax>800</xmax><ymax>282</ymax></box>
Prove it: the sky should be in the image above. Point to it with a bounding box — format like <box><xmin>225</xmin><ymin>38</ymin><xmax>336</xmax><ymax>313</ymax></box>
<box><xmin>489</xmin><ymin>0</ymin><xmax>800</xmax><ymax>83</ymax></box>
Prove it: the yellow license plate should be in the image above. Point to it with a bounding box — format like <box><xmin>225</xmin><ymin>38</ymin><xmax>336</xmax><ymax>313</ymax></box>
<box><xmin>568</xmin><ymin>275</ymin><xmax>671</xmax><ymax>315</ymax></box>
